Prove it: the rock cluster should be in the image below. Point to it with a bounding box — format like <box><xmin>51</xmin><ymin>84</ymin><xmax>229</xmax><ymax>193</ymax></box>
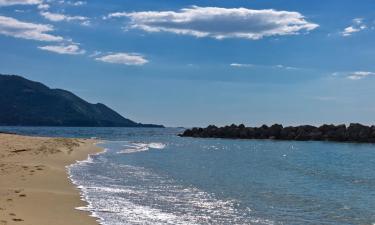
<box><xmin>179</xmin><ymin>123</ymin><xmax>375</xmax><ymax>143</ymax></box>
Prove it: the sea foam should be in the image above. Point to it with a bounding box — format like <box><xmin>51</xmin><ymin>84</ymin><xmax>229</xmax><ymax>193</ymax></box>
<box><xmin>119</xmin><ymin>142</ymin><xmax>166</xmax><ymax>154</ymax></box>
<box><xmin>72</xmin><ymin>168</ymin><xmax>274</xmax><ymax>225</ymax></box>
<box><xmin>68</xmin><ymin>141</ymin><xmax>275</xmax><ymax>225</ymax></box>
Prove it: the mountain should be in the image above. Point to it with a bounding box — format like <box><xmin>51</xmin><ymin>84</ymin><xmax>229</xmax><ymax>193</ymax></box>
<box><xmin>0</xmin><ymin>74</ymin><xmax>163</xmax><ymax>127</ymax></box>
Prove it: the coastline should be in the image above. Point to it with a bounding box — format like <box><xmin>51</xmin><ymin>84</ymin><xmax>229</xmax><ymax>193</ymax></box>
<box><xmin>0</xmin><ymin>133</ymin><xmax>103</xmax><ymax>225</ymax></box>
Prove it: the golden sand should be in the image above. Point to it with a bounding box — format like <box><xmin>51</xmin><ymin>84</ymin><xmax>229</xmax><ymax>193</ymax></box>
<box><xmin>0</xmin><ymin>133</ymin><xmax>102</xmax><ymax>225</ymax></box>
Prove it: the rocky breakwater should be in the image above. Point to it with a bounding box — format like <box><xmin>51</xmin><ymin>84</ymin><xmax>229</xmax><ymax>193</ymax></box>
<box><xmin>179</xmin><ymin>123</ymin><xmax>375</xmax><ymax>143</ymax></box>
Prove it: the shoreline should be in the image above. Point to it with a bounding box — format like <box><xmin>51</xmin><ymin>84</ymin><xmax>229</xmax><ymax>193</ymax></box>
<box><xmin>66</xmin><ymin>143</ymin><xmax>108</xmax><ymax>224</ymax></box>
<box><xmin>0</xmin><ymin>133</ymin><xmax>103</xmax><ymax>225</ymax></box>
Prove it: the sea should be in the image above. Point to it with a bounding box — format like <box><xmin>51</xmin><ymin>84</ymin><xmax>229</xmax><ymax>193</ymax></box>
<box><xmin>1</xmin><ymin>126</ymin><xmax>375</xmax><ymax>225</ymax></box>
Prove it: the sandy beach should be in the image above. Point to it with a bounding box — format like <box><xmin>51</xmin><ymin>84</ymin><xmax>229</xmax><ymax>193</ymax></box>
<box><xmin>0</xmin><ymin>133</ymin><xmax>102</xmax><ymax>225</ymax></box>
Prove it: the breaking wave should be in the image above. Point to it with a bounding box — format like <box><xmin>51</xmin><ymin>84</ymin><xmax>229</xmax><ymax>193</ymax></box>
<box><xmin>119</xmin><ymin>142</ymin><xmax>166</xmax><ymax>154</ymax></box>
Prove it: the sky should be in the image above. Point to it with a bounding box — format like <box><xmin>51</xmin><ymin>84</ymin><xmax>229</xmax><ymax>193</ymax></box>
<box><xmin>0</xmin><ymin>0</ymin><xmax>375</xmax><ymax>127</ymax></box>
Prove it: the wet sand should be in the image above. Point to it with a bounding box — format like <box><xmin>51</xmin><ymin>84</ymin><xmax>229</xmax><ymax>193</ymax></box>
<box><xmin>0</xmin><ymin>133</ymin><xmax>102</xmax><ymax>225</ymax></box>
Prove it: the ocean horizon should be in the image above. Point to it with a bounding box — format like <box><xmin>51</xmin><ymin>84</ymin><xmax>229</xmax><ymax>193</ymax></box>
<box><xmin>2</xmin><ymin>126</ymin><xmax>375</xmax><ymax>225</ymax></box>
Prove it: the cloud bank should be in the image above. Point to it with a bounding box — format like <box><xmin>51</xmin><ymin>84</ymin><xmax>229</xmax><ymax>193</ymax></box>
<box><xmin>107</xmin><ymin>6</ymin><xmax>319</xmax><ymax>40</ymax></box>
<box><xmin>95</xmin><ymin>53</ymin><xmax>148</xmax><ymax>66</ymax></box>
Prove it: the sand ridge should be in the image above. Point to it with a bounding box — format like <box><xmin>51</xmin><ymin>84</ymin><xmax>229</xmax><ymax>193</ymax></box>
<box><xmin>0</xmin><ymin>133</ymin><xmax>102</xmax><ymax>225</ymax></box>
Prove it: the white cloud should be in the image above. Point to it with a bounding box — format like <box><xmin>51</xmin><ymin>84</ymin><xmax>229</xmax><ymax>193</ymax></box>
<box><xmin>69</xmin><ymin>1</ymin><xmax>85</xmax><ymax>6</ymax></box>
<box><xmin>341</xmin><ymin>18</ymin><xmax>367</xmax><ymax>36</ymax></box>
<box><xmin>37</xmin><ymin>3</ymin><xmax>49</xmax><ymax>10</ymax></box>
<box><xmin>230</xmin><ymin>63</ymin><xmax>299</xmax><ymax>70</ymax></box>
<box><xmin>0</xmin><ymin>0</ymin><xmax>48</xmax><ymax>11</ymax></box>
<box><xmin>107</xmin><ymin>6</ymin><xmax>319</xmax><ymax>40</ymax></box>
<box><xmin>274</xmin><ymin>64</ymin><xmax>298</xmax><ymax>70</ymax></box>
<box><xmin>230</xmin><ymin>63</ymin><xmax>253</xmax><ymax>68</ymax></box>
<box><xmin>57</xmin><ymin>0</ymin><xmax>86</xmax><ymax>6</ymax></box>
<box><xmin>347</xmin><ymin>71</ymin><xmax>375</xmax><ymax>80</ymax></box>
<box><xmin>0</xmin><ymin>0</ymin><xmax>42</xmax><ymax>6</ymax></box>
<box><xmin>95</xmin><ymin>53</ymin><xmax>148</xmax><ymax>66</ymax></box>
<box><xmin>0</xmin><ymin>15</ymin><xmax>63</xmax><ymax>41</ymax></box>
<box><xmin>40</xmin><ymin>11</ymin><xmax>90</xmax><ymax>25</ymax></box>
<box><xmin>38</xmin><ymin>43</ymin><xmax>85</xmax><ymax>54</ymax></box>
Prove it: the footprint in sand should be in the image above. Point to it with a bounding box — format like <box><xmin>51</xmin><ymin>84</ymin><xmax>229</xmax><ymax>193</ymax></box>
<box><xmin>12</xmin><ymin>218</ymin><xmax>23</xmax><ymax>222</ymax></box>
<box><xmin>35</xmin><ymin>165</ymin><xmax>44</xmax><ymax>170</ymax></box>
<box><xmin>9</xmin><ymin>213</ymin><xmax>16</xmax><ymax>216</ymax></box>
<box><xmin>19</xmin><ymin>194</ymin><xmax>26</xmax><ymax>197</ymax></box>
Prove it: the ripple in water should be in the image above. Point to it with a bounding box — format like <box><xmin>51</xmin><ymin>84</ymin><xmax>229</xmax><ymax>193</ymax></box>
<box><xmin>68</xmin><ymin>142</ymin><xmax>274</xmax><ymax>225</ymax></box>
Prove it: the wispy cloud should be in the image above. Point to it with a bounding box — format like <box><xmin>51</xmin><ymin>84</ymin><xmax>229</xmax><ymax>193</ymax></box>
<box><xmin>341</xmin><ymin>18</ymin><xmax>367</xmax><ymax>37</ymax></box>
<box><xmin>347</xmin><ymin>71</ymin><xmax>375</xmax><ymax>80</ymax></box>
<box><xmin>106</xmin><ymin>6</ymin><xmax>318</xmax><ymax>40</ymax></box>
<box><xmin>0</xmin><ymin>15</ymin><xmax>63</xmax><ymax>41</ymax></box>
<box><xmin>274</xmin><ymin>64</ymin><xmax>298</xmax><ymax>70</ymax></box>
<box><xmin>0</xmin><ymin>0</ymin><xmax>48</xmax><ymax>11</ymax></box>
<box><xmin>0</xmin><ymin>0</ymin><xmax>42</xmax><ymax>6</ymax></box>
<box><xmin>230</xmin><ymin>63</ymin><xmax>300</xmax><ymax>70</ymax></box>
<box><xmin>57</xmin><ymin>0</ymin><xmax>86</xmax><ymax>6</ymax></box>
<box><xmin>95</xmin><ymin>53</ymin><xmax>148</xmax><ymax>66</ymax></box>
<box><xmin>37</xmin><ymin>3</ymin><xmax>49</xmax><ymax>10</ymax></box>
<box><xmin>38</xmin><ymin>43</ymin><xmax>85</xmax><ymax>55</ymax></box>
<box><xmin>0</xmin><ymin>15</ymin><xmax>87</xmax><ymax>55</ymax></box>
<box><xmin>40</xmin><ymin>11</ymin><xmax>90</xmax><ymax>26</ymax></box>
<box><xmin>66</xmin><ymin>0</ymin><xmax>86</xmax><ymax>6</ymax></box>
<box><xmin>230</xmin><ymin>63</ymin><xmax>254</xmax><ymax>68</ymax></box>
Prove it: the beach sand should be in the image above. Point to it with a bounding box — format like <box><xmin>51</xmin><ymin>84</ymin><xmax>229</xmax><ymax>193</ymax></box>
<box><xmin>0</xmin><ymin>133</ymin><xmax>102</xmax><ymax>225</ymax></box>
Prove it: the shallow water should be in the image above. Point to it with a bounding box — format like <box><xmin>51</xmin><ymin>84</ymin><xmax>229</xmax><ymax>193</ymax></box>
<box><xmin>2</xmin><ymin>127</ymin><xmax>375</xmax><ymax>225</ymax></box>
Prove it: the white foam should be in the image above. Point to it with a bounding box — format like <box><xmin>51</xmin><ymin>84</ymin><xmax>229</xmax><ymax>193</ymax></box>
<box><xmin>119</xmin><ymin>142</ymin><xmax>166</xmax><ymax>154</ymax></box>
<box><xmin>66</xmin><ymin>146</ymin><xmax>109</xmax><ymax>224</ymax></box>
<box><xmin>71</xmin><ymin>164</ymin><xmax>274</xmax><ymax>225</ymax></box>
<box><xmin>148</xmin><ymin>142</ymin><xmax>166</xmax><ymax>149</ymax></box>
<box><xmin>68</xmin><ymin>141</ymin><xmax>275</xmax><ymax>225</ymax></box>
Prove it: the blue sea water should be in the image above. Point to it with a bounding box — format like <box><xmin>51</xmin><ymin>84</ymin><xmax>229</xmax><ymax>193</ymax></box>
<box><xmin>1</xmin><ymin>127</ymin><xmax>375</xmax><ymax>225</ymax></box>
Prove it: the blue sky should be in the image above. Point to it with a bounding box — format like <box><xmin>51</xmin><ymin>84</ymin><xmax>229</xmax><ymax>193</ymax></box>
<box><xmin>1</xmin><ymin>0</ymin><xmax>375</xmax><ymax>127</ymax></box>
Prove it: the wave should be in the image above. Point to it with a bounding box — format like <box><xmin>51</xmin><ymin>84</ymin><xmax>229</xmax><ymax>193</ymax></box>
<box><xmin>69</xmin><ymin>158</ymin><xmax>274</xmax><ymax>224</ymax></box>
<box><xmin>68</xmin><ymin>140</ymin><xmax>275</xmax><ymax>225</ymax></box>
<box><xmin>119</xmin><ymin>142</ymin><xmax>166</xmax><ymax>154</ymax></box>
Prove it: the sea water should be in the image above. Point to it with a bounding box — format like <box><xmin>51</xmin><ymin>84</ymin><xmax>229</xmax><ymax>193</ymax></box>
<box><xmin>2</xmin><ymin>127</ymin><xmax>375</xmax><ymax>225</ymax></box>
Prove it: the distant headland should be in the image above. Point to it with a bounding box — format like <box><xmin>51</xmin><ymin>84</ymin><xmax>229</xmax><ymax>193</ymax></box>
<box><xmin>0</xmin><ymin>74</ymin><xmax>163</xmax><ymax>128</ymax></box>
<box><xmin>179</xmin><ymin>123</ymin><xmax>375</xmax><ymax>143</ymax></box>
